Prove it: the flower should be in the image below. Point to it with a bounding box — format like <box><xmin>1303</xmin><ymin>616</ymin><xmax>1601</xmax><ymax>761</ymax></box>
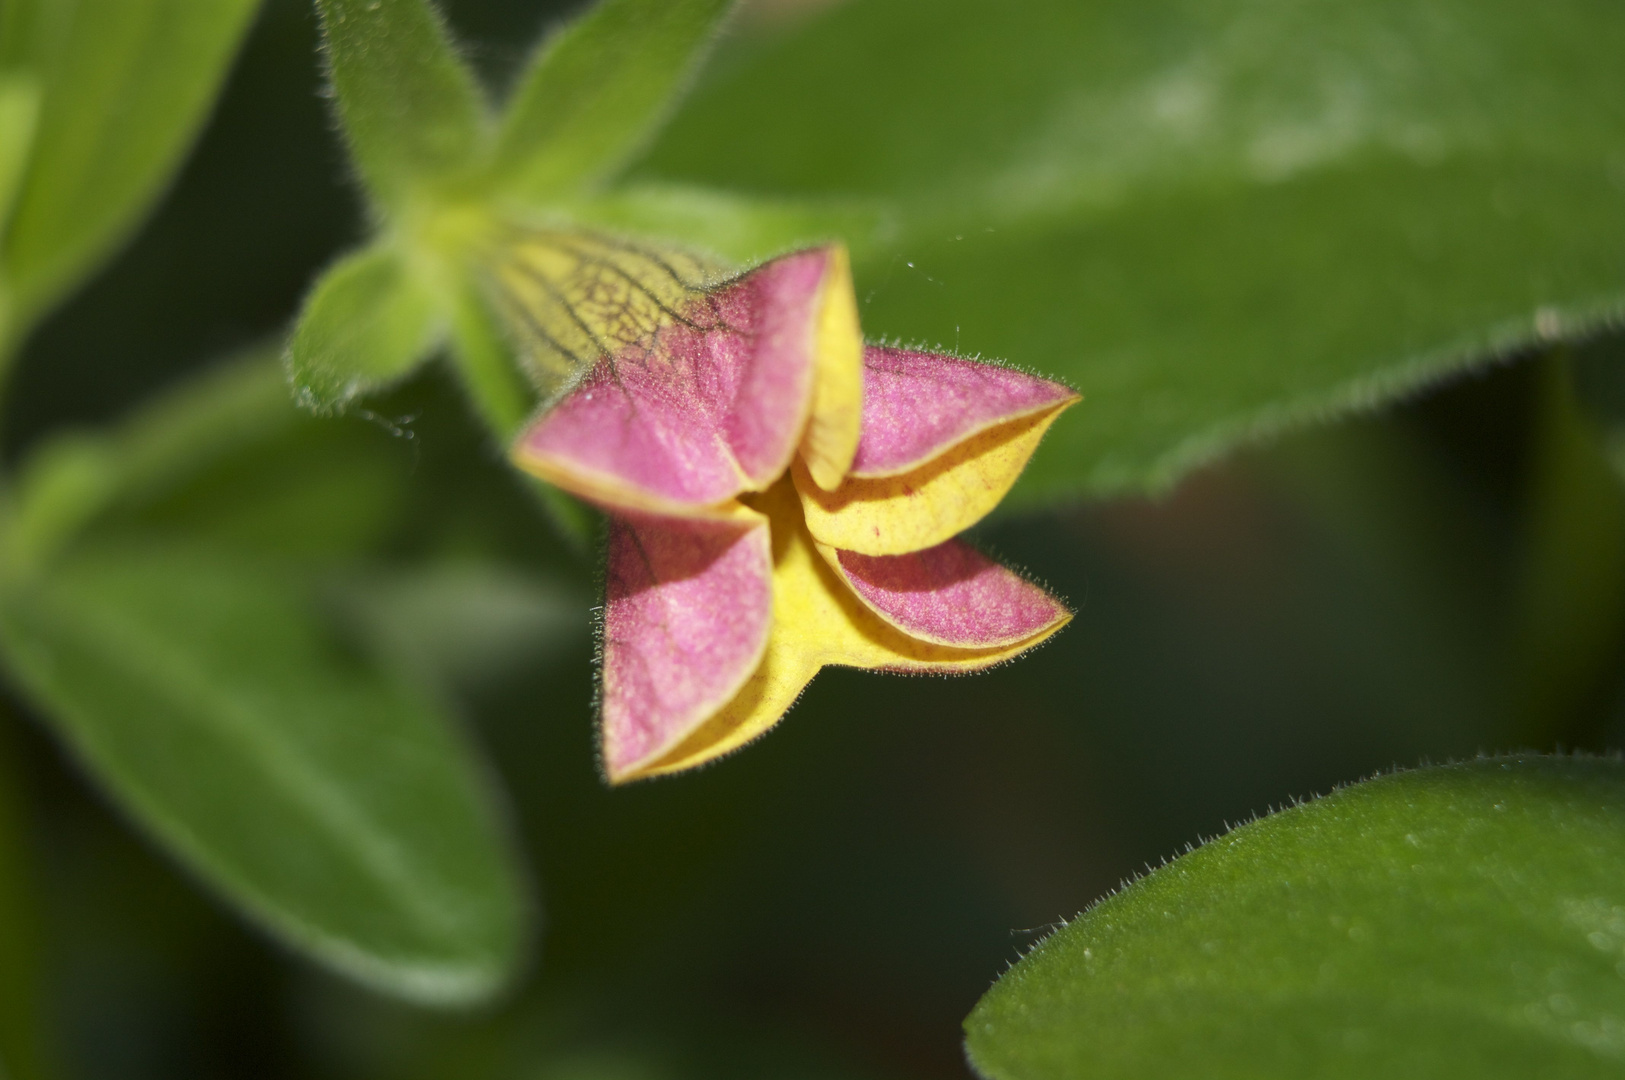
<box><xmin>511</xmin><ymin>243</ymin><xmax>1078</xmax><ymax>783</ymax></box>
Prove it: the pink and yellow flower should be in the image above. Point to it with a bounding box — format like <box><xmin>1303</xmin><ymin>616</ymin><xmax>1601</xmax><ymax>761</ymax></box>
<box><xmin>512</xmin><ymin>244</ymin><xmax>1077</xmax><ymax>783</ymax></box>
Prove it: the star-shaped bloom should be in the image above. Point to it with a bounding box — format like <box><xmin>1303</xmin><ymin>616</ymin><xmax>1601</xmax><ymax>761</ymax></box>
<box><xmin>512</xmin><ymin>244</ymin><xmax>1078</xmax><ymax>783</ymax></box>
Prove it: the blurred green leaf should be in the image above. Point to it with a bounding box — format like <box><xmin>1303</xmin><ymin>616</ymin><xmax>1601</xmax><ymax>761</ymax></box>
<box><xmin>0</xmin><ymin>75</ymin><xmax>39</xmax><ymax>234</ymax></box>
<box><xmin>490</xmin><ymin>0</ymin><xmax>734</xmax><ymax>203</ymax></box>
<box><xmin>107</xmin><ymin>409</ymin><xmax>408</xmax><ymax>563</ymax></box>
<box><xmin>316</xmin><ymin>0</ymin><xmax>488</xmax><ymax>215</ymax></box>
<box><xmin>0</xmin><ymin>0</ymin><xmax>261</xmax><ymax>336</ymax></box>
<box><xmin>966</xmin><ymin>756</ymin><xmax>1625</xmax><ymax>1079</ymax></box>
<box><xmin>642</xmin><ymin>0</ymin><xmax>1625</xmax><ymax>503</ymax></box>
<box><xmin>0</xmin><ymin>347</ymin><xmax>561</xmax><ymax>1006</ymax></box>
<box><xmin>287</xmin><ymin>244</ymin><xmax>443</xmax><ymax>413</ymax></box>
<box><xmin>0</xmin><ymin>544</ymin><xmax>528</xmax><ymax>1005</ymax></box>
<box><xmin>1</xmin><ymin>431</ymin><xmax>117</xmax><ymax>577</ymax></box>
<box><xmin>87</xmin><ymin>346</ymin><xmax>301</xmax><ymax>504</ymax></box>
<box><xmin>4</xmin><ymin>346</ymin><xmax>404</xmax><ymax>571</ymax></box>
<box><xmin>336</xmin><ymin>562</ymin><xmax>585</xmax><ymax>692</ymax></box>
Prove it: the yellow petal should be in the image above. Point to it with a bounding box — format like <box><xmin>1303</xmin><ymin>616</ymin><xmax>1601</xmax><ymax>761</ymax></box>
<box><xmin>628</xmin><ymin>479</ymin><xmax>1067</xmax><ymax>779</ymax></box>
<box><xmin>795</xmin><ymin>245</ymin><xmax>864</xmax><ymax>491</ymax></box>
<box><xmin>793</xmin><ymin>400</ymin><xmax>1074</xmax><ymax>557</ymax></box>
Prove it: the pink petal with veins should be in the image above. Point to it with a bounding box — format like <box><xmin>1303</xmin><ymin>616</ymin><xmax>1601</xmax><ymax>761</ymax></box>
<box><xmin>517</xmin><ymin>249</ymin><xmax>835</xmax><ymax>512</ymax></box>
<box><xmin>835</xmin><ymin>540</ymin><xmax>1068</xmax><ymax>648</ymax></box>
<box><xmin>601</xmin><ymin>511</ymin><xmax>773</xmax><ymax>780</ymax></box>
<box><xmin>850</xmin><ymin>347</ymin><xmax>1077</xmax><ymax>478</ymax></box>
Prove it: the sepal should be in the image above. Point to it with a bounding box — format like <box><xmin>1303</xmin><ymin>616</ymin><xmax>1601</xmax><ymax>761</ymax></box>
<box><xmin>316</xmin><ymin>0</ymin><xmax>489</xmax><ymax>214</ymax></box>
<box><xmin>490</xmin><ymin>0</ymin><xmax>736</xmax><ymax>201</ymax></box>
<box><xmin>285</xmin><ymin>244</ymin><xmax>443</xmax><ymax>414</ymax></box>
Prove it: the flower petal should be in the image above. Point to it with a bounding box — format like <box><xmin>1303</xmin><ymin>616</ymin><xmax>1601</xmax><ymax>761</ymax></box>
<box><xmin>794</xmin><ymin>349</ymin><xmax>1077</xmax><ymax>555</ymax></box>
<box><xmin>514</xmin><ymin>245</ymin><xmax>852</xmax><ymax>517</ymax></box>
<box><xmin>796</xmin><ymin>245</ymin><xmax>864</xmax><ymax>491</ymax></box>
<box><xmin>600</xmin><ymin>504</ymin><xmax>773</xmax><ymax>784</ymax></box>
<box><xmin>851</xmin><ymin>347</ymin><xmax>1078</xmax><ymax>478</ymax></box>
<box><xmin>793</xmin><ymin>408</ymin><xmax>1072</xmax><ymax>557</ymax></box>
<box><xmin>631</xmin><ymin>480</ymin><xmax>1069</xmax><ymax>780</ymax></box>
<box><xmin>817</xmin><ymin>539</ymin><xmax>1069</xmax><ymax>648</ymax></box>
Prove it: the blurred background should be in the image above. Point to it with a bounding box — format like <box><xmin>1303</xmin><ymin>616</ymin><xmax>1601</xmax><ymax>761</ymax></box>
<box><xmin>3</xmin><ymin>0</ymin><xmax>1624</xmax><ymax>1076</ymax></box>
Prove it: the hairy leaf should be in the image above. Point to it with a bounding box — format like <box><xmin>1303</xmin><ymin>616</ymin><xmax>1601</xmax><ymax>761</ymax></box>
<box><xmin>0</xmin><ymin>0</ymin><xmax>260</xmax><ymax>331</ymax></box>
<box><xmin>0</xmin><ymin>546</ymin><xmax>528</xmax><ymax>1005</ymax></box>
<box><xmin>642</xmin><ymin>0</ymin><xmax>1625</xmax><ymax>502</ymax></box>
<box><xmin>967</xmin><ymin>756</ymin><xmax>1625</xmax><ymax>1079</ymax></box>
<box><xmin>491</xmin><ymin>0</ymin><xmax>734</xmax><ymax>201</ymax></box>
<box><xmin>316</xmin><ymin>0</ymin><xmax>487</xmax><ymax>214</ymax></box>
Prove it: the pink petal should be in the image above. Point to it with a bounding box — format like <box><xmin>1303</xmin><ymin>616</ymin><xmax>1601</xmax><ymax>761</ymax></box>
<box><xmin>516</xmin><ymin>249</ymin><xmax>840</xmax><ymax>514</ymax></box>
<box><xmin>833</xmin><ymin>540</ymin><xmax>1068</xmax><ymax>648</ymax></box>
<box><xmin>601</xmin><ymin>510</ymin><xmax>773</xmax><ymax>781</ymax></box>
<box><xmin>850</xmin><ymin>347</ymin><xmax>1077</xmax><ymax>478</ymax></box>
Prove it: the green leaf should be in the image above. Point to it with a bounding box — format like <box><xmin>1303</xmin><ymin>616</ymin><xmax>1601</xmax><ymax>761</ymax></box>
<box><xmin>641</xmin><ymin>0</ymin><xmax>1625</xmax><ymax>503</ymax></box>
<box><xmin>336</xmin><ymin>563</ymin><xmax>585</xmax><ymax>692</ymax></box>
<box><xmin>0</xmin><ymin>0</ymin><xmax>261</xmax><ymax>334</ymax></box>
<box><xmin>966</xmin><ymin>756</ymin><xmax>1625</xmax><ymax>1079</ymax></box>
<box><xmin>0</xmin><ymin>75</ymin><xmax>39</xmax><ymax>235</ymax></box>
<box><xmin>3</xmin><ymin>350</ymin><xmax>295</xmax><ymax>578</ymax></box>
<box><xmin>286</xmin><ymin>244</ymin><xmax>443</xmax><ymax>413</ymax></box>
<box><xmin>1</xmin><ymin>431</ymin><xmax>118</xmax><ymax>578</ymax></box>
<box><xmin>490</xmin><ymin>0</ymin><xmax>735</xmax><ymax>202</ymax></box>
<box><xmin>0</xmin><ymin>545</ymin><xmax>528</xmax><ymax>1005</ymax></box>
<box><xmin>316</xmin><ymin>0</ymin><xmax>488</xmax><ymax>215</ymax></box>
<box><xmin>4</xmin><ymin>345</ymin><xmax>404</xmax><ymax>573</ymax></box>
<box><xmin>90</xmin><ymin>345</ymin><xmax>302</xmax><ymax>504</ymax></box>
